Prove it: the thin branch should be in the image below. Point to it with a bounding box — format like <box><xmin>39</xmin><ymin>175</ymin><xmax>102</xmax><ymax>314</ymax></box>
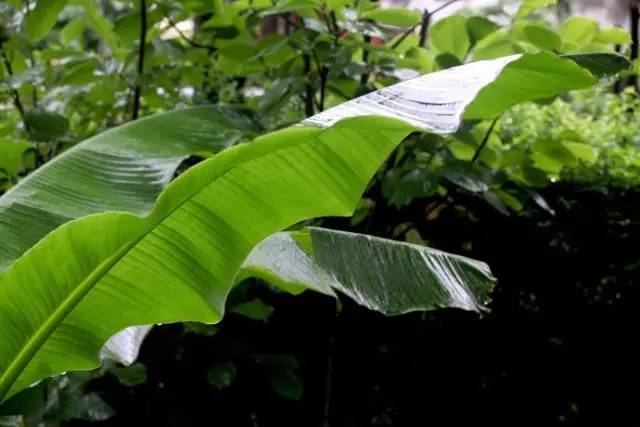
<box><xmin>391</xmin><ymin>23</ymin><xmax>419</xmax><ymax>49</ymax></box>
<box><xmin>166</xmin><ymin>15</ymin><xmax>216</xmax><ymax>50</ymax></box>
<box><xmin>319</xmin><ymin>65</ymin><xmax>328</xmax><ymax>112</ymax></box>
<box><xmin>302</xmin><ymin>53</ymin><xmax>314</xmax><ymax>117</ymax></box>
<box><xmin>418</xmin><ymin>0</ymin><xmax>461</xmax><ymax>48</ymax></box>
<box><xmin>418</xmin><ymin>9</ymin><xmax>431</xmax><ymax>48</ymax></box>
<box><xmin>131</xmin><ymin>0</ymin><xmax>147</xmax><ymax>120</ymax></box>
<box><xmin>360</xmin><ymin>34</ymin><xmax>370</xmax><ymax>87</ymax></box>
<box><xmin>470</xmin><ymin>117</ymin><xmax>499</xmax><ymax>166</ymax></box>
<box><xmin>430</xmin><ymin>0</ymin><xmax>461</xmax><ymax>16</ymax></box>
<box><xmin>1</xmin><ymin>47</ymin><xmax>27</xmax><ymax>126</ymax></box>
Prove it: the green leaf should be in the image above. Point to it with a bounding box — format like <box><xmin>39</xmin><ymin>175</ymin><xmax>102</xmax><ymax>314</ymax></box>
<box><xmin>0</xmin><ymin>115</ymin><xmax>415</xmax><ymax>401</ymax></box>
<box><xmin>596</xmin><ymin>27</ymin><xmax>632</xmax><ymax>45</ymax></box>
<box><xmin>59</xmin><ymin>18</ymin><xmax>85</xmax><ymax>46</ymax></box>
<box><xmin>562</xmin><ymin>53</ymin><xmax>630</xmax><ymax>78</ymax></box>
<box><xmin>0</xmin><ymin>139</ymin><xmax>31</xmax><ymax>179</ymax></box>
<box><xmin>466</xmin><ymin>16</ymin><xmax>499</xmax><ymax>44</ymax></box>
<box><xmin>230</xmin><ymin>299</ymin><xmax>274</xmax><ymax>321</ymax></box>
<box><xmin>362</xmin><ymin>8</ymin><xmax>422</xmax><ymax>28</ymax></box>
<box><xmin>523</xmin><ymin>24</ymin><xmax>561</xmax><ymax>51</ymax></box>
<box><xmin>516</xmin><ymin>0</ymin><xmax>556</xmax><ymax>19</ymax></box>
<box><xmin>564</xmin><ymin>142</ymin><xmax>597</xmax><ymax>164</ymax></box>
<box><xmin>24</xmin><ymin>109</ymin><xmax>69</xmax><ymax>142</ymax></box>
<box><xmin>429</xmin><ymin>15</ymin><xmax>470</xmax><ymax>61</ymax></box>
<box><xmin>464</xmin><ymin>52</ymin><xmax>596</xmax><ymax>120</ymax></box>
<box><xmin>561</xmin><ymin>17</ymin><xmax>599</xmax><ymax>47</ymax></box>
<box><xmin>0</xmin><ymin>106</ymin><xmax>255</xmax><ymax>272</ymax></box>
<box><xmin>107</xmin><ymin>362</ymin><xmax>147</xmax><ymax>387</ymax></box>
<box><xmin>245</xmin><ymin>228</ymin><xmax>495</xmax><ymax>315</ymax></box>
<box><xmin>207</xmin><ymin>362</ymin><xmax>237</xmax><ymax>389</ymax></box>
<box><xmin>26</xmin><ymin>0</ymin><xmax>67</xmax><ymax>41</ymax></box>
<box><xmin>74</xmin><ymin>0</ymin><xmax>119</xmax><ymax>53</ymax></box>
<box><xmin>270</xmin><ymin>370</ymin><xmax>303</xmax><ymax>400</ymax></box>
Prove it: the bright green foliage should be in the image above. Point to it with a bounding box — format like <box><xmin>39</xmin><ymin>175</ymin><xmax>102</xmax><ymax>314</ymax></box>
<box><xmin>430</xmin><ymin>16</ymin><xmax>470</xmax><ymax>61</ymax></box>
<box><xmin>501</xmin><ymin>87</ymin><xmax>640</xmax><ymax>187</ymax></box>
<box><xmin>25</xmin><ymin>0</ymin><xmax>68</xmax><ymax>41</ymax></box>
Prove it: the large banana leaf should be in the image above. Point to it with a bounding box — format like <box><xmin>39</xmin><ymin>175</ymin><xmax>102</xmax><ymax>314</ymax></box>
<box><xmin>0</xmin><ymin>52</ymin><xmax>627</xmax><ymax>401</ymax></box>
<box><xmin>0</xmin><ymin>106</ymin><xmax>255</xmax><ymax>271</ymax></box>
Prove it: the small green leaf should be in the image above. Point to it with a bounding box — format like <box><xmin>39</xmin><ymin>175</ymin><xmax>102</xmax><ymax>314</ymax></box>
<box><xmin>596</xmin><ymin>27</ymin><xmax>632</xmax><ymax>45</ymax></box>
<box><xmin>270</xmin><ymin>370</ymin><xmax>303</xmax><ymax>401</ymax></box>
<box><xmin>561</xmin><ymin>17</ymin><xmax>598</xmax><ymax>47</ymax></box>
<box><xmin>108</xmin><ymin>363</ymin><xmax>147</xmax><ymax>387</ymax></box>
<box><xmin>59</xmin><ymin>18</ymin><xmax>85</xmax><ymax>46</ymax></box>
<box><xmin>466</xmin><ymin>16</ymin><xmax>499</xmax><ymax>44</ymax></box>
<box><xmin>207</xmin><ymin>362</ymin><xmax>237</xmax><ymax>390</ymax></box>
<box><xmin>25</xmin><ymin>109</ymin><xmax>69</xmax><ymax>142</ymax></box>
<box><xmin>0</xmin><ymin>139</ymin><xmax>31</xmax><ymax>179</ymax></box>
<box><xmin>516</xmin><ymin>0</ymin><xmax>556</xmax><ymax>19</ymax></box>
<box><xmin>430</xmin><ymin>15</ymin><xmax>470</xmax><ymax>61</ymax></box>
<box><xmin>230</xmin><ymin>299</ymin><xmax>274</xmax><ymax>321</ymax></box>
<box><xmin>564</xmin><ymin>142</ymin><xmax>597</xmax><ymax>164</ymax></box>
<box><xmin>362</xmin><ymin>8</ymin><xmax>421</xmax><ymax>28</ymax></box>
<box><xmin>26</xmin><ymin>0</ymin><xmax>67</xmax><ymax>41</ymax></box>
<box><xmin>523</xmin><ymin>24</ymin><xmax>561</xmax><ymax>51</ymax></box>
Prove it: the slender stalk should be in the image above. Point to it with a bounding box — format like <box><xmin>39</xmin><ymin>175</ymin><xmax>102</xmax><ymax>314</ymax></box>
<box><xmin>302</xmin><ymin>53</ymin><xmax>314</xmax><ymax>117</ymax></box>
<box><xmin>166</xmin><ymin>15</ymin><xmax>216</xmax><ymax>50</ymax></box>
<box><xmin>630</xmin><ymin>3</ymin><xmax>639</xmax><ymax>89</ymax></box>
<box><xmin>360</xmin><ymin>35</ymin><xmax>371</xmax><ymax>87</ymax></box>
<box><xmin>131</xmin><ymin>0</ymin><xmax>147</xmax><ymax>120</ymax></box>
<box><xmin>429</xmin><ymin>0</ymin><xmax>461</xmax><ymax>16</ymax></box>
<box><xmin>418</xmin><ymin>9</ymin><xmax>431</xmax><ymax>48</ymax></box>
<box><xmin>1</xmin><ymin>47</ymin><xmax>27</xmax><ymax>126</ymax></box>
<box><xmin>470</xmin><ymin>117</ymin><xmax>499</xmax><ymax>166</ymax></box>
<box><xmin>391</xmin><ymin>23</ymin><xmax>419</xmax><ymax>49</ymax></box>
<box><xmin>418</xmin><ymin>0</ymin><xmax>460</xmax><ymax>48</ymax></box>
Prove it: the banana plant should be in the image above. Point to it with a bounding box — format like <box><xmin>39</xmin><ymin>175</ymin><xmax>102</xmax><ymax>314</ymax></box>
<box><xmin>0</xmin><ymin>52</ymin><xmax>628</xmax><ymax>402</ymax></box>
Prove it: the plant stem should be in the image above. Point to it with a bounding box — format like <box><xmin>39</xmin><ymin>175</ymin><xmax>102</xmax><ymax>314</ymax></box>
<box><xmin>418</xmin><ymin>0</ymin><xmax>461</xmax><ymax>48</ymax></box>
<box><xmin>302</xmin><ymin>53</ymin><xmax>315</xmax><ymax>117</ymax></box>
<box><xmin>471</xmin><ymin>117</ymin><xmax>499</xmax><ymax>166</ymax></box>
<box><xmin>418</xmin><ymin>9</ymin><xmax>431</xmax><ymax>48</ymax></box>
<box><xmin>131</xmin><ymin>0</ymin><xmax>147</xmax><ymax>120</ymax></box>
<box><xmin>391</xmin><ymin>23</ymin><xmax>418</xmax><ymax>49</ymax></box>
<box><xmin>360</xmin><ymin>35</ymin><xmax>370</xmax><ymax>87</ymax></box>
<box><xmin>630</xmin><ymin>3</ymin><xmax>639</xmax><ymax>89</ymax></box>
<box><xmin>166</xmin><ymin>15</ymin><xmax>216</xmax><ymax>50</ymax></box>
<box><xmin>0</xmin><ymin>47</ymin><xmax>27</xmax><ymax>127</ymax></box>
<box><xmin>319</xmin><ymin>65</ymin><xmax>328</xmax><ymax>112</ymax></box>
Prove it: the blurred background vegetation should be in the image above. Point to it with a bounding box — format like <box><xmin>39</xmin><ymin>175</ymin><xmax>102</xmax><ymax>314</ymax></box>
<box><xmin>1</xmin><ymin>0</ymin><xmax>639</xmax><ymax>425</ymax></box>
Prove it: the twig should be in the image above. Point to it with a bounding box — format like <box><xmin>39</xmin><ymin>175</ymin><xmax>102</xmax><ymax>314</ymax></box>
<box><xmin>131</xmin><ymin>0</ymin><xmax>147</xmax><ymax>120</ymax></box>
<box><xmin>360</xmin><ymin>35</ymin><xmax>370</xmax><ymax>87</ymax></box>
<box><xmin>319</xmin><ymin>65</ymin><xmax>328</xmax><ymax>112</ymax></box>
<box><xmin>391</xmin><ymin>23</ymin><xmax>418</xmax><ymax>49</ymax></box>
<box><xmin>166</xmin><ymin>15</ymin><xmax>216</xmax><ymax>50</ymax></box>
<box><xmin>1</xmin><ymin>47</ymin><xmax>27</xmax><ymax>126</ymax></box>
<box><xmin>470</xmin><ymin>117</ymin><xmax>499</xmax><ymax>166</ymax></box>
<box><xmin>418</xmin><ymin>0</ymin><xmax>461</xmax><ymax>48</ymax></box>
<box><xmin>418</xmin><ymin>9</ymin><xmax>431</xmax><ymax>48</ymax></box>
<box><xmin>302</xmin><ymin>53</ymin><xmax>314</xmax><ymax>117</ymax></box>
